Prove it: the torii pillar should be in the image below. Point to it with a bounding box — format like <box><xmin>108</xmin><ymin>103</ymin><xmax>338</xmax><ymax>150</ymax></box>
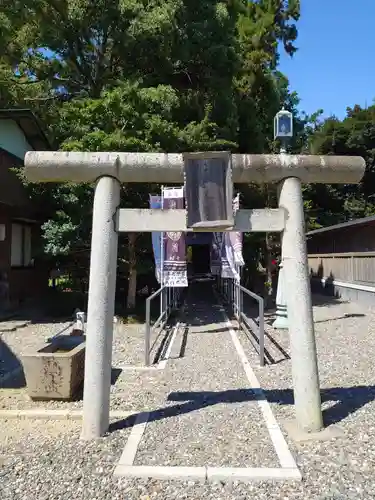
<box><xmin>24</xmin><ymin>151</ymin><xmax>365</xmax><ymax>439</ymax></box>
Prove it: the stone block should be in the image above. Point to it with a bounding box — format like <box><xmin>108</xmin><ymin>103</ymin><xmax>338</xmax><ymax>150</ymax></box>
<box><xmin>22</xmin><ymin>335</ymin><xmax>85</xmax><ymax>400</ymax></box>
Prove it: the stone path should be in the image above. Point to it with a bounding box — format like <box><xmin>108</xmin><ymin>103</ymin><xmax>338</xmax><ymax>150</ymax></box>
<box><xmin>113</xmin><ymin>282</ymin><xmax>300</xmax><ymax>482</ymax></box>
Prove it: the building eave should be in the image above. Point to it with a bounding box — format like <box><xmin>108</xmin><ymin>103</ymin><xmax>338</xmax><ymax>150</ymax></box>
<box><xmin>306</xmin><ymin>215</ymin><xmax>375</xmax><ymax>237</ymax></box>
<box><xmin>0</xmin><ymin>108</ymin><xmax>52</xmax><ymax>151</ymax></box>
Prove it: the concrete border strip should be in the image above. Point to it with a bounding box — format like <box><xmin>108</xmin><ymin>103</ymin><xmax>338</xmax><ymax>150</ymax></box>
<box><xmin>0</xmin><ymin>409</ymin><xmax>133</xmax><ymax>420</ymax></box>
<box><xmin>228</xmin><ymin>322</ymin><xmax>298</xmax><ymax>469</ymax></box>
<box><xmin>207</xmin><ymin>466</ymin><xmax>301</xmax><ymax>482</ymax></box>
<box><xmin>220</xmin><ymin>310</ymin><xmax>299</xmax><ymax>474</ymax></box>
<box><xmin>116</xmin><ymin>412</ymin><xmax>149</xmax><ymax>467</ymax></box>
<box><xmin>157</xmin><ymin>322</ymin><xmax>179</xmax><ymax>369</ymax></box>
<box><xmin>319</xmin><ymin>277</ymin><xmax>375</xmax><ymax>293</ymax></box>
<box><xmin>119</xmin><ymin>366</ymin><xmax>163</xmax><ymax>372</ymax></box>
<box><xmin>113</xmin><ymin>304</ymin><xmax>301</xmax><ymax>482</ymax></box>
<box><xmin>113</xmin><ymin>465</ymin><xmax>301</xmax><ymax>482</ymax></box>
<box><xmin>119</xmin><ymin>322</ymin><xmax>180</xmax><ymax>372</ymax></box>
<box><xmin>114</xmin><ymin>465</ymin><xmax>207</xmax><ymax>481</ymax></box>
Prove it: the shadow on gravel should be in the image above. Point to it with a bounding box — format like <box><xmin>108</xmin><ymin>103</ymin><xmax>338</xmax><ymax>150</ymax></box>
<box><xmin>315</xmin><ymin>313</ymin><xmax>366</xmax><ymax>323</ymax></box>
<box><xmin>311</xmin><ymin>293</ymin><xmax>348</xmax><ymax>307</ymax></box>
<box><xmin>111</xmin><ymin>368</ymin><xmax>122</xmax><ymax>385</ymax></box>
<box><xmin>239</xmin><ymin>316</ymin><xmax>290</xmax><ymax>365</ymax></box>
<box><xmin>109</xmin><ymin>385</ymin><xmax>375</xmax><ymax>433</ymax></box>
<box><xmin>0</xmin><ymin>339</ymin><xmax>25</xmax><ymax>389</ymax></box>
<box><xmin>238</xmin><ymin>294</ymin><xmax>351</xmax><ymax>321</ymax></box>
<box><xmin>178</xmin><ymin>326</ymin><xmax>189</xmax><ymax>359</ymax></box>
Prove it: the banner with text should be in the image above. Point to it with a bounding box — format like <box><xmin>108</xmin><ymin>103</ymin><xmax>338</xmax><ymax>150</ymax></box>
<box><xmin>162</xmin><ymin>187</ymin><xmax>188</xmax><ymax>287</ymax></box>
<box><xmin>211</xmin><ymin>194</ymin><xmax>244</xmax><ymax>280</ymax></box>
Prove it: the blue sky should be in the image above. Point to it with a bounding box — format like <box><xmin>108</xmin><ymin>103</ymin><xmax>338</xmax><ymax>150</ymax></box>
<box><xmin>279</xmin><ymin>0</ymin><xmax>375</xmax><ymax>119</ymax></box>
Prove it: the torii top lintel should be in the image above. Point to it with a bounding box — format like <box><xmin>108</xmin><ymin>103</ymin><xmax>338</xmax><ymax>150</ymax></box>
<box><xmin>24</xmin><ymin>151</ymin><xmax>365</xmax><ymax>185</ymax></box>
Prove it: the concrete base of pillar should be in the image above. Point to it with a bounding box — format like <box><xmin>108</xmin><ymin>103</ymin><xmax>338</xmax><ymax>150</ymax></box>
<box><xmin>283</xmin><ymin>420</ymin><xmax>345</xmax><ymax>443</ymax></box>
<box><xmin>273</xmin><ymin>305</ymin><xmax>289</xmax><ymax>329</ymax></box>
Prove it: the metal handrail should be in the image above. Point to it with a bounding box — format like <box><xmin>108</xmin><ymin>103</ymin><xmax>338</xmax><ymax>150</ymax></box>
<box><xmin>217</xmin><ymin>277</ymin><xmax>265</xmax><ymax>366</ymax></box>
<box><xmin>236</xmin><ymin>284</ymin><xmax>264</xmax><ymax>367</ymax></box>
<box><xmin>145</xmin><ymin>285</ymin><xmax>183</xmax><ymax>366</ymax></box>
<box><xmin>145</xmin><ymin>286</ymin><xmax>166</xmax><ymax>366</ymax></box>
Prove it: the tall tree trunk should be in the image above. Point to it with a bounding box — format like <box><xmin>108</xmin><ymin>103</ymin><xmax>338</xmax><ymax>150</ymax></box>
<box><xmin>126</xmin><ymin>232</ymin><xmax>137</xmax><ymax>310</ymax></box>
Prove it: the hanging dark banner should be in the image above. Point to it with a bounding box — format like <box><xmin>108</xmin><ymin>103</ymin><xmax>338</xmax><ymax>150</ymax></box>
<box><xmin>162</xmin><ymin>187</ymin><xmax>188</xmax><ymax>287</ymax></box>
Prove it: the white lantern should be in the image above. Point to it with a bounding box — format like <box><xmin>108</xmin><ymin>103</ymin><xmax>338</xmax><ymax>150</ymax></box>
<box><xmin>274</xmin><ymin>108</ymin><xmax>293</xmax><ymax>140</ymax></box>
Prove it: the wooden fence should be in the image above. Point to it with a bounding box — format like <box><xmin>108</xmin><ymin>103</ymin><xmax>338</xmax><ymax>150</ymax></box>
<box><xmin>308</xmin><ymin>252</ymin><xmax>375</xmax><ymax>285</ymax></box>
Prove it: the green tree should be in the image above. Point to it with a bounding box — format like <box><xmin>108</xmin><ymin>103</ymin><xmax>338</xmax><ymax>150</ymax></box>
<box><xmin>1</xmin><ymin>0</ymin><xmax>242</xmax><ymax>309</ymax></box>
<box><xmin>235</xmin><ymin>0</ymin><xmax>300</xmax><ymax>153</ymax></box>
<box><xmin>44</xmin><ymin>81</ymin><xmax>238</xmax><ymax>308</ymax></box>
<box><xmin>305</xmin><ymin>105</ymin><xmax>375</xmax><ymax>227</ymax></box>
<box><xmin>2</xmin><ymin>0</ymin><xmax>304</xmax><ymax>310</ymax></box>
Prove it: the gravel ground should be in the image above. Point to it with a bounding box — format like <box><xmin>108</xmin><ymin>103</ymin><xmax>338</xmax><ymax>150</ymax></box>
<box><xmin>0</xmin><ymin>319</ymin><xmax>81</xmax><ymax>410</ymax></box>
<box><xmin>0</xmin><ymin>320</ymin><xmax>72</xmax><ymax>375</ymax></box>
<box><xmin>1</xmin><ymin>289</ymin><xmax>375</xmax><ymax>499</ymax></box>
<box><xmin>237</xmin><ymin>294</ymin><xmax>375</xmax><ymax>499</ymax></box>
<box><xmin>112</xmin><ymin>321</ymin><xmax>172</xmax><ymax>367</ymax></box>
<box><xmin>0</xmin><ymin>418</ymin><xmax>132</xmax><ymax>500</ymax></box>
<box><xmin>0</xmin><ymin>315</ymin><xmax>170</xmax><ymax>410</ymax></box>
<box><xmin>135</xmin><ymin>296</ymin><xmax>278</xmax><ymax>468</ymax></box>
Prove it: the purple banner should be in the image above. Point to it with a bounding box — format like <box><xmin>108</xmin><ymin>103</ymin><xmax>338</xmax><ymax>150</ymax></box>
<box><xmin>211</xmin><ymin>194</ymin><xmax>243</xmax><ymax>279</ymax></box>
<box><xmin>162</xmin><ymin>187</ymin><xmax>188</xmax><ymax>287</ymax></box>
<box><xmin>221</xmin><ymin>232</ymin><xmax>240</xmax><ymax>280</ymax></box>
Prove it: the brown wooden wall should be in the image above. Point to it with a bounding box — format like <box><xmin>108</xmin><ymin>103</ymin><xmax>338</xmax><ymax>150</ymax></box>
<box><xmin>0</xmin><ymin>209</ymin><xmax>48</xmax><ymax>306</ymax></box>
<box><xmin>307</xmin><ymin>222</ymin><xmax>375</xmax><ymax>254</ymax></box>
<box><xmin>307</xmin><ymin>222</ymin><xmax>375</xmax><ymax>285</ymax></box>
<box><xmin>0</xmin><ymin>150</ymin><xmax>48</xmax><ymax>306</ymax></box>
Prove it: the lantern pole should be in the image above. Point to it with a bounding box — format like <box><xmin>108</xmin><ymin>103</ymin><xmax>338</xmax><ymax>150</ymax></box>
<box><xmin>273</xmin><ymin>107</ymin><xmax>293</xmax><ymax>329</ymax></box>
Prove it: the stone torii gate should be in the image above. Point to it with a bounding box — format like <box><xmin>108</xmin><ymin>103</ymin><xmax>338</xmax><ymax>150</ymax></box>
<box><xmin>24</xmin><ymin>151</ymin><xmax>365</xmax><ymax>440</ymax></box>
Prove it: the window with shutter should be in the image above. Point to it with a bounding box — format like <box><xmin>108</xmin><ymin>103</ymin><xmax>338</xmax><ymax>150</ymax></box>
<box><xmin>10</xmin><ymin>223</ymin><xmax>34</xmax><ymax>267</ymax></box>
